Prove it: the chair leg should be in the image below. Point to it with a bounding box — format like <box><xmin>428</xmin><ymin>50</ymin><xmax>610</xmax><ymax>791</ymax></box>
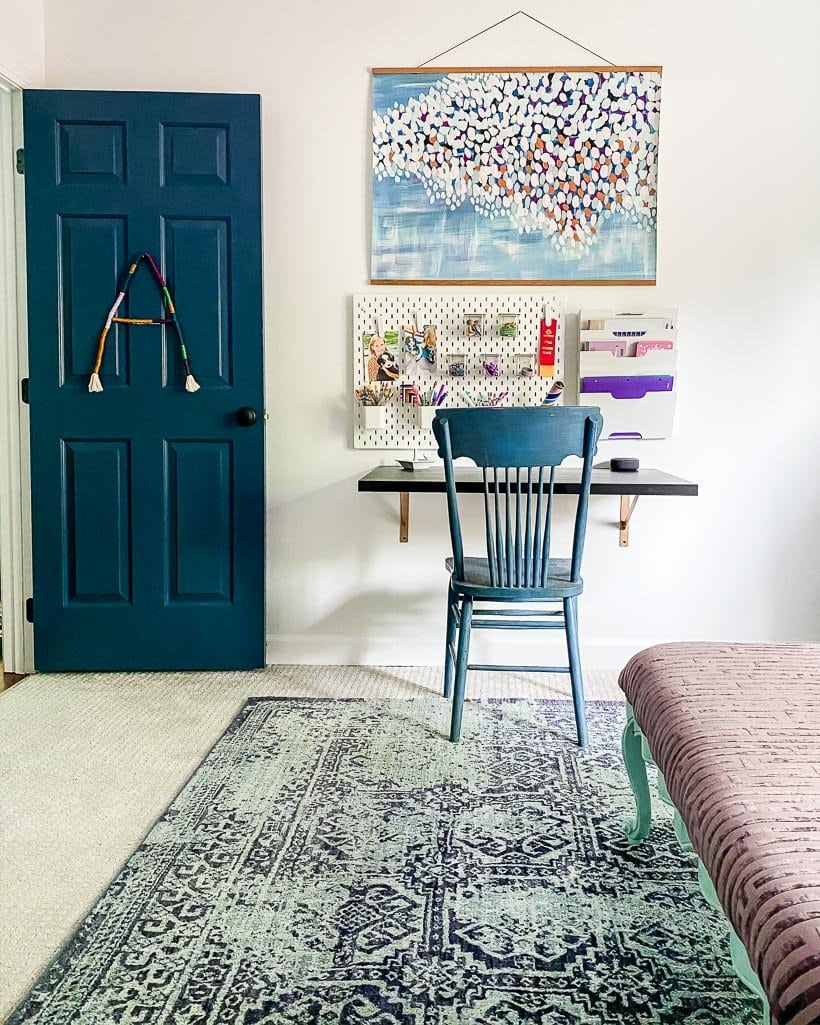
<box><xmin>449</xmin><ymin>597</ymin><xmax>473</xmax><ymax>743</ymax></box>
<box><xmin>563</xmin><ymin>596</ymin><xmax>588</xmax><ymax>748</ymax></box>
<box><xmin>443</xmin><ymin>585</ymin><xmax>458</xmax><ymax>699</ymax></box>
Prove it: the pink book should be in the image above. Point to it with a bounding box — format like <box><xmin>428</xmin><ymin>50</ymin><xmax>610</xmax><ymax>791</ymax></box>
<box><xmin>635</xmin><ymin>341</ymin><xmax>674</xmax><ymax>357</ymax></box>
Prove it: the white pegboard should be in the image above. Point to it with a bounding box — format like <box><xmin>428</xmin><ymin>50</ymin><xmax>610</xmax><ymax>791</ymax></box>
<box><xmin>353</xmin><ymin>293</ymin><xmax>563</xmax><ymax>450</ymax></box>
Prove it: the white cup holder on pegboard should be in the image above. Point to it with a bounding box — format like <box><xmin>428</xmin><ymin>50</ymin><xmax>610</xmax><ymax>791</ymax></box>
<box><xmin>414</xmin><ymin>406</ymin><xmax>437</xmax><ymax>430</ymax></box>
<box><xmin>362</xmin><ymin>405</ymin><xmax>387</xmax><ymax>430</ymax></box>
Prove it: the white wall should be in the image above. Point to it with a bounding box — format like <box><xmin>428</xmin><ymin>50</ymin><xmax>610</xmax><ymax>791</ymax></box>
<box><xmin>41</xmin><ymin>0</ymin><xmax>820</xmax><ymax>667</ymax></box>
<box><xmin>0</xmin><ymin>0</ymin><xmax>44</xmax><ymax>85</ymax></box>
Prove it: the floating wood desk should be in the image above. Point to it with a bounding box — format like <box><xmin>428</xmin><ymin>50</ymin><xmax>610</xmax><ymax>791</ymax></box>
<box><xmin>358</xmin><ymin>466</ymin><xmax>698</xmax><ymax>547</ymax></box>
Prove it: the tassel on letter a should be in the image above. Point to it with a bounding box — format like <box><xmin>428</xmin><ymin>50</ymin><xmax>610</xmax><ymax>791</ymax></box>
<box><xmin>88</xmin><ymin>373</ymin><xmax>103</xmax><ymax>393</ymax></box>
<box><xmin>185</xmin><ymin>374</ymin><xmax>201</xmax><ymax>393</ymax></box>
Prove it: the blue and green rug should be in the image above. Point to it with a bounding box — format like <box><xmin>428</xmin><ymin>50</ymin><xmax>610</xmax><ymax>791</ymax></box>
<box><xmin>10</xmin><ymin>699</ymin><xmax>757</xmax><ymax>1024</ymax></box>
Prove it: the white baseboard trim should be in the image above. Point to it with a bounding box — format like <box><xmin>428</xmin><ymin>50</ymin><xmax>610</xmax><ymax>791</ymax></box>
<box><xmin>266</xmin><ymin>633</ymin><xmax>652</xmax><ymax>670</ymax></box>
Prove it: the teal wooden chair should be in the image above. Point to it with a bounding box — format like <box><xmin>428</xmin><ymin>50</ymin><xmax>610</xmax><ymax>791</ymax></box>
<box><xmin>432</xmin><ymin>406</ymin><xmax>603</xmax><ymax>747</ymax></box>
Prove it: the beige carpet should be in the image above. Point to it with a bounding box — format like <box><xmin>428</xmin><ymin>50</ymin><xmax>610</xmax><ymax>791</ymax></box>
<box><xmin>0</xmin><ymin>665</ymin><xmax>622</xmax><ymax>1019</ymax></box>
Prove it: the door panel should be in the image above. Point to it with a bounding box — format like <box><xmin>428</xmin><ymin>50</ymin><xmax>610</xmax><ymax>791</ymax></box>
<box><xmin>63</xmin><ymin>440</ymin><xmax>132</xmax><ymax>604</ymax></box>
<box><xmin>59</xmin><ymin>215</ymin><xmax>130</xmax><ymax>386</ymax></box>
<box><xmin>165</xmin><ymin>440</ymin><xmax>233</xmax><ymax>604</ymax></box>
<box><xmin>57</xmin><ymin>121</ymin><xmax>126</xmax><ymax>184</ymax></box>
<box><xmin>161</xmin><ymin>217</ymin><xmax>231</xmax><ymax>388</ymax></box>
<box><xmin>161</xmin><ymin>123</ymin><xmax>229</xmax><ymax>185</ymax></box>
<box><xmin>25</xmin><ymin>90</ymin><xmax>264</xmax><ymax>670</ymax></box>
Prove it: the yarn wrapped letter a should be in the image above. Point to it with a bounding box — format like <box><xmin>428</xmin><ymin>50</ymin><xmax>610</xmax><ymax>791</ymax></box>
<box><xmin>88</xmin><ymin>252</ymin><xmax>200</xmax><ymax>394</ymax></box>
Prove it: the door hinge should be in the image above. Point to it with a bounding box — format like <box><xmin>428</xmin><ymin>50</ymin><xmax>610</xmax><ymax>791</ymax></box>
<box><xmin>21</xmin><ymin>378</ymin><xmax>29</xmax><ymax>404</ymax></box>
<box><xmin>15</xmin><ymin>148</ymin><xmax>24</xmax><ymax>174</ymax></box>
<box><xmin>25</xmin><ymin>597</ymin><xmax>34</xmax><ymax>623</ymax></box>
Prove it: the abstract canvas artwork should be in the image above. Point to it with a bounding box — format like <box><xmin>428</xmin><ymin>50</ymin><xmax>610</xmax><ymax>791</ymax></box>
<box><xmin>371</xmin><ymin>67</ymin><xmax>662</xmax><ymax>284</ymax></box>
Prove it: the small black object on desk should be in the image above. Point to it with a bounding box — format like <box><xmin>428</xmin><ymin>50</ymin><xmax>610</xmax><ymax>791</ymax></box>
<box><xmin>610</xmin><ymin>457</ymin><xmax>639</xmax><ymax>472</ymax></box>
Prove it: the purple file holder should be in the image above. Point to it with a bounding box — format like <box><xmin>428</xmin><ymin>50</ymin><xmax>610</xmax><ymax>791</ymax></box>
<box><xmin>580</xmin><ymin>375</ymin><xmax>674</xmax><ymax>399</ymax></box>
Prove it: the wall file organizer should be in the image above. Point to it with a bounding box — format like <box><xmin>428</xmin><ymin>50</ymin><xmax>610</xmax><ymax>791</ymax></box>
<box><xmin>353</xmin><ymin>293</ymin><xmax>564</xmax><ymax>450</ymax></box>
<box><xmin>578</xmin><ymin>308</ymin><xmax>679</xmax><ymax>440</ymax></box>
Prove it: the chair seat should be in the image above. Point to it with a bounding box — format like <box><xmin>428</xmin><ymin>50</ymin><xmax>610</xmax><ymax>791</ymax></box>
<box><xmin>446</xmin><ymin>556</ymin><xmax>583</xmax><ymax>598</ymax></box>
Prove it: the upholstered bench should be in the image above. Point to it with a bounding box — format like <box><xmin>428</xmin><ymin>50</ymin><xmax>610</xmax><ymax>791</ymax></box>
<box><xmin>618</xmin><ymin>642</ymin><xmax>820</xmax><ymax>1025</ymax></box>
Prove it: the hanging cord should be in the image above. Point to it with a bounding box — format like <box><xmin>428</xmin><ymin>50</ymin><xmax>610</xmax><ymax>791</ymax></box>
<box><xmin>418</xmin><ymin>10</ymin><xmax>614</xmax><ymax>67</ymax></box>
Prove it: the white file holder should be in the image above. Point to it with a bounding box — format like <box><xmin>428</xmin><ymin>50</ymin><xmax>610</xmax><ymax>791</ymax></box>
<box><xmin>589</xmin><ymin>392</ymin><xmax>677</xmax><ymax>440</ymax></box>
<box><xmin>578</xmin><ymin>307</ymin><xmax>679</xmax><ymax>440</ymax></box>
<box><xmin>579</xmin><ymin>349</ymin><xmax>678</xmax><ymax>378</ymax></box>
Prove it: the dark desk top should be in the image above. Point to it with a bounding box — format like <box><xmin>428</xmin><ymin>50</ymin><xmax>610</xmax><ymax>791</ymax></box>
<box><xmin>358</xmin><ymin>466</ymin><xmax>698</xmax><ymax>497</ymax></box>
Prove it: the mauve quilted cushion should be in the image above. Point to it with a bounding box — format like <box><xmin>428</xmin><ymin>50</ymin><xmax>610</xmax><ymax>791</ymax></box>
<box><xmin>619</xmin><ymin>642</ymin><xmax>820</xmax><ymax>1025</ymax></box>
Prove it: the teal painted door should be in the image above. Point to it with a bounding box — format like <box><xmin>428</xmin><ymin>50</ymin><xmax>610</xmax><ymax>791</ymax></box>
<box><xmin>24</xmin><ymin>91</ymin><xmax>265</xmax><ymax>671</ymax></box>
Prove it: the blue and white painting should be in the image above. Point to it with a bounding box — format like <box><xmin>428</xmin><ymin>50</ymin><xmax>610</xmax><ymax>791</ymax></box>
<box><xmin>371</xmin><ymin>69</ymin><xmax>661</xmax><ymax>283</ymax></box>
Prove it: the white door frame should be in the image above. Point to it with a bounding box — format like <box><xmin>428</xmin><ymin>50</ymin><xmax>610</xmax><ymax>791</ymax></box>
<box><xmin>0</xmin><ymin>68</ymin><xmax>34</xmax><ymax>674</ymax></box>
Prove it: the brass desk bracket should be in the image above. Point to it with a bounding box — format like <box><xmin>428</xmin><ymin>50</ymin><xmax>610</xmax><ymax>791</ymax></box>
<box><xmin>619</xmin><ymin>495</ymin><xmax>640</xmax><ymax>548</ymax></box>
<box><xmin>399</xmin><ymin>491</ymin><xmax>641</xmax><ymax>548</ymax></box>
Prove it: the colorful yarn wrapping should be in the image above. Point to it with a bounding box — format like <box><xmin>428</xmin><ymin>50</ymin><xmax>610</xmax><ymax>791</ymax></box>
<box><xmin>88</xmin><ymin>253</ymin><xmax>200</xmax><ymax>394</ymax></box>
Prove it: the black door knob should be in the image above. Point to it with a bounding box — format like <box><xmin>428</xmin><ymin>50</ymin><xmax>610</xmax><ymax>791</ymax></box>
<box><xmin>235</xmin><ymin>406</ymin><xmax>258</xmax><ymax>427</ymax></box>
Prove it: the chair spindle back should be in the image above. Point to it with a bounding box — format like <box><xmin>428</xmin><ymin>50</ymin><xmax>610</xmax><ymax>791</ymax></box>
<box><xmin>432</xmin><ymin>407</ymin><xmax>603</xmax><ymax>588</ymax></box>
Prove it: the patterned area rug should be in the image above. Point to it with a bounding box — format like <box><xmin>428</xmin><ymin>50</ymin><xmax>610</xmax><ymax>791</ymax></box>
<box><xmin>10</xmin><ymin>700</ymin><xmax>757</xmax><ymax>1025</ymax></box>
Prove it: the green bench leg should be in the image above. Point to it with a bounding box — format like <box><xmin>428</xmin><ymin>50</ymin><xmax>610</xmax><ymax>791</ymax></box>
<box><xmin>672</xmin><ymin>811</ymin><xmax>693</xmax><ymax>852</ymax></box>
<box><xmin>656</xmin><ymin>769</ymin><xmax>693</xmax><ymax>852</ymax></box>
<box><xmin>622</xmin><ymin>708</ymin><xmax>770</xmax><ymax>1024</ymax></box>
<box><xmin>697</xmin><ymin>861</ymin><xmax>770</xmax><ymax>1023</ymax></box>
<box><xmin>621</xmin><ymin>704</ymin><xmax>652</xmax><ymax>844</ymax></box>
<box><xmin>729</xmin><ymin>933</ymin><xmax>770</xmax><ymax>1025</ymax></box>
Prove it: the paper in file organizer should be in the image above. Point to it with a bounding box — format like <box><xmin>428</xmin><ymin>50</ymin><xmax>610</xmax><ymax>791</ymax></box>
<box><xmin>584</xmin><ymin>309</ymin><xmax>676</xmax><ymax>333</ymax></box>
<box><xmin>578</xmin><ymin>309</ymin><xmax>679</xmax><ymax>439</ymax></box>
<box><xmin>635</xmin><ymin>340</ymin><xmax>673</xmax><ymax>356</ymax></box>
<box><xmin>602</xmin><ymin>317</ymin><xmax>674</xmax><ymax>336</ymax></box>
<box><xmin>587</xmin><ymin>339</ymin><xmax>628</xmax><ymax>356</ymax></box>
